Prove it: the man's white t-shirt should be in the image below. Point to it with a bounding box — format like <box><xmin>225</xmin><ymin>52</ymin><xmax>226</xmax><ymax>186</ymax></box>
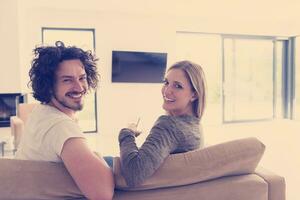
<box><xmin>15</xmin><ymin>104</ymin><xmax>85</xmax><ymax>162</ymax></box>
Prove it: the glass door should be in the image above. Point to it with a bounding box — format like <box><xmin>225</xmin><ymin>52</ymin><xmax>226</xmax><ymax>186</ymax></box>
<box><xmin>294</xmin><ymin>36</ymin><xmax>300</xmax><ymax>120</ymax></box>
<box><xmin>222</xmin><ymin>37</ymin><xmax>274</xmax><ymax>122</ymax></box>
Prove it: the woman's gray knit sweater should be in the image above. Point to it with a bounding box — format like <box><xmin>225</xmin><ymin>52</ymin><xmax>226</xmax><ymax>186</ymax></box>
<box><xmin>118</xmin><ymin>115</ymin><xmax>203</xmax><ymax>187</ymax></box>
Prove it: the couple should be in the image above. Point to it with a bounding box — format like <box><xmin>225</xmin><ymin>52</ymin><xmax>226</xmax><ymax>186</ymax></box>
<box><xmin>15</xmin><ymin>42</ymin><xmax>206</xmax><ymax>200</ymax></box>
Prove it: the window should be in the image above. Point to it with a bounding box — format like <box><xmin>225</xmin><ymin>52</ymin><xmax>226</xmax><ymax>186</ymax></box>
<box><xmin>42</xmin><ymin>28</ymin><xmax>97</xmax><ymax>133</ymax></box>
<box><xmin>176</xmin><ymin>32</ymin><xmax>286</xmax><ymax>124</ymax></box>
<box><xmin>223</xmin><ymin>37</ymin><xmax>274</xmax><ymax>122</ymax></box>
<box><xmin>295</xmin><ymin>36</ymin><xmax>300</xmax><ymax>120</ymax></box>
<box><xmin>275</xmin><ymin>41</ymin><xmax>284</xmax><ymax>119</ymax></box>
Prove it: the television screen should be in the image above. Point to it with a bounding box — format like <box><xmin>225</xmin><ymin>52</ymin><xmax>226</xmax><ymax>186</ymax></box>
<box><xmin>112</xmin><ymin>50</ymin><xmax>167</xmax><ymax>83</ymax></box>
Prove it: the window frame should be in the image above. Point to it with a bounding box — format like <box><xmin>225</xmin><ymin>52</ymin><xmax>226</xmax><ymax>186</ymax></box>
<box><xmin>41</xmin><ymin>27</ymin><xmax>98</xmax><ymax>133</ymax></box>
<box><xmin>176</xmin><ymin>31</ymin><xmax>292</xmax><ymax>124</ymax></box>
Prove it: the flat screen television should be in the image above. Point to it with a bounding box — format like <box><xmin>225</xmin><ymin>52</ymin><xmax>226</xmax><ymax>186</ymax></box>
<box><xmin>112</xmin><ymin>50</ymin><xmax>167</xmax><ymax>83</ymax></box>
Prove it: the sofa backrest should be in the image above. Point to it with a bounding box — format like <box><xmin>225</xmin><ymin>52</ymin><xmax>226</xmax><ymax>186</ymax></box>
<box><xmin>114</xmin><ymin>137</ymin><xmax>265</xmax><ymax>191</ymax></box>
<box><xmin>0</xmin><ymin>137</ymin><xmax>265</xmax><ymax>199</ymax></box>
<box><xmin>0</xmin><ymin>159</ymin><xmax>83</xmax><ymax>200</ymax></box>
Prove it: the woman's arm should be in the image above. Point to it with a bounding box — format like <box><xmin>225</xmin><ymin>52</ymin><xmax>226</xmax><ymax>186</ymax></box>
<box><xmin>61</xmin><ymin>138</ymin><xmax>114</xmax><ymax>200</ymax></box>
<box><xmin>119</xmin><ymin>116</ymin><xmax>180</xmax><ymax>187</ymax></box>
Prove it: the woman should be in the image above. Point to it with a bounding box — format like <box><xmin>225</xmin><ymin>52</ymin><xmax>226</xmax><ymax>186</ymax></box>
<box><xmin>118</xmin><ymin>60</ymin><xmax>206</xmax><ymax>187</ymax></box>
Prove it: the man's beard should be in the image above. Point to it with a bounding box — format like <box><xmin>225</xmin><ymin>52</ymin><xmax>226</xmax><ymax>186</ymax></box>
<box><xmin>53</xmin><ymin>91</ymin><xmax>85</xmax><ymax>111</ymax></box>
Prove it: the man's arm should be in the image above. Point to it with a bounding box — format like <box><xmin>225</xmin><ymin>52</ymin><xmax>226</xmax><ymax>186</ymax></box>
<box><xmin>61</xmin><ymin>138</ymin><xmax>114</xmax><ymax>200</ymax></box>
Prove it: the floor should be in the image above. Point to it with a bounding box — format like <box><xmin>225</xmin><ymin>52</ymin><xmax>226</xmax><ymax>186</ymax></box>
<box><xmin>0</xmin><ymin>120</ymin><xmax>299</xmax><ymax>200</ymax></box>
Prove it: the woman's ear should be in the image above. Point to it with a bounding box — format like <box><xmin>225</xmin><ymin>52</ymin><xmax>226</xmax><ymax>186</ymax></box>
<box><xmin>191</xmin><ymin>92</ymin><xmax>198</xmax><ymax>102</ymax></box>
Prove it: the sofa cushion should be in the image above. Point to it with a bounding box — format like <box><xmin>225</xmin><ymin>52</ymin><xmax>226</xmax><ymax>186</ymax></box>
<box><xmin>114</xmin><ymin>137</ymin><xmax>265</xmax><ymax>190</ymax></box>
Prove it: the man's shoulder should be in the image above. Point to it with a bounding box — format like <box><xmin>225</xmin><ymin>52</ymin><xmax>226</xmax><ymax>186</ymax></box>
<box><xmin>30</xmin><ymin>105</ymin><xmax>74</xmax><ymax>127</ymax></box>
<box><xmin>33</xmin><ymin>104</ymin><xmax>69</xmax><ymax>118</ymax></box>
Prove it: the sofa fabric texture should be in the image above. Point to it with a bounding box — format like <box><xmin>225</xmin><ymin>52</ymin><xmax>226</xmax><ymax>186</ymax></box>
<box><xmin>0</xmin><ymin>137</ymin><xmax>284</xmax><ymax>200</ymax></box>
<box><xmin>114</xmin><ymin>137</ymin><xmax>265</xmax><ymax>190</ymax></box>
<box><xmin>114</xmin><ymin>174</ymin><xmax>269</xmax><ymax>200</ymax></box>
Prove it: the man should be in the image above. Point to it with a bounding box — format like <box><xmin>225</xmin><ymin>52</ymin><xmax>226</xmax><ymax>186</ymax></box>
<box><xmin>16</xmin><ymin>41</ymin><xmax>114</xmax><ymax>200</ymax></box>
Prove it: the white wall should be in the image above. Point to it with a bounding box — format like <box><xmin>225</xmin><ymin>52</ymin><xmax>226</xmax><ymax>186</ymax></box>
<box><xmin>0</xmin><ymin>0</ymin><xmax>21</xmax><ymax>93</ymax></box>
<box><xmin>92</xmin><ymin>11</ymin><xmax>176</xmax><ymax>154</ymax></box>
<box><xmin>2</xmin><ymin>0</ymin><xmax>300</xmax><ymax>155</ymax></box>
<box><xmin>175</xmin><ymin>0</ymin><xmax>300</xmax><ymax>36</ymax></box>
<box><xmin>16</xmin><ymin>0</ymin><xmax>177</xmax><ymax>155</ymax></box>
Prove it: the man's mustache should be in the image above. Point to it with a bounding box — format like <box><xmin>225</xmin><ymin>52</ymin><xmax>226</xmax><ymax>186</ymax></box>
<box><xmin>66</xmin><ymin>90</ymin><xmax>86</xmax><ymax>96</ymax></box>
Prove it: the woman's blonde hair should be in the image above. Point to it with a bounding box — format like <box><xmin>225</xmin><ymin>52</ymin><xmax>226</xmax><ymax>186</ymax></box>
<box><xmin>167</xmin><ymin>60</ymin><xmax>206</xmax><ymax>119</ymax></box>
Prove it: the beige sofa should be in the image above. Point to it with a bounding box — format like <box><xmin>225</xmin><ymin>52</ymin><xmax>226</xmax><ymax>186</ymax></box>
<box><xmin>0</xmin><ymin>137</ymin><xmax>285</xmax><ymax>200</ymax></box>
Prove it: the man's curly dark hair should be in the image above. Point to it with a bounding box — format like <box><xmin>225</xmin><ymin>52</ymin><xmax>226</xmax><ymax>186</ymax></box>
<box><xmin>28</xmin><ymin>41</ymin><xmax>99</xmax><ymax>104</ymax></box>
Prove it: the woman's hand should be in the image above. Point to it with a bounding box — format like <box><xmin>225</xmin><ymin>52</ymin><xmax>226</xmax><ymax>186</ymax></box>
<box><xmin>127</xmin><ymin>123</ymin><xmax>142</xmax><ymax>137</ymax></box>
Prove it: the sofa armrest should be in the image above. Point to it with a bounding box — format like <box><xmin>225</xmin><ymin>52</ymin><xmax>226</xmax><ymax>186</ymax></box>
<box><xmin>10</xmin><ymin>116</ymin><xmax>24</xmax><ymax>151</ymax></box>
<box><xmin>255</xmin><ymin>167</ymin><xmax>286</xmax><ymax>200</ymax></box>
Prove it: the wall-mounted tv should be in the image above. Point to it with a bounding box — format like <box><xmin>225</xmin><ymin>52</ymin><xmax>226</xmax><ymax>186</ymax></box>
<box><xmin>112</xmin><ymin>50</ymin><xmax>167</xmax><ymax>83</ymax></box>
